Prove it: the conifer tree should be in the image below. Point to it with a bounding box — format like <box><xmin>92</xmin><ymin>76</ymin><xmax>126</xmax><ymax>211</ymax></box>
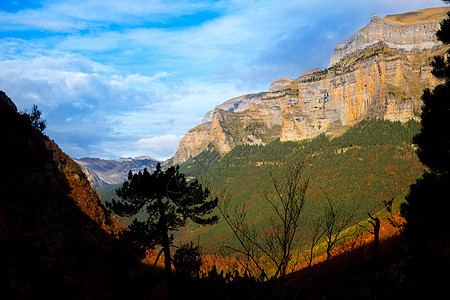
<box><xmin>106</xmin><ymin>163</ymin><xmax>218</xmax><ymax>277</ymax></box>
<box><xmin>400</xmin><ymin>3</ymin><xmax>450</xmax><ymax>254</ymax></box>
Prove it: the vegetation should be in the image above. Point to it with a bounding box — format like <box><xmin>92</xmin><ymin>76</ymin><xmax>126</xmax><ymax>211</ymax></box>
<box><xmin>21</xmin><ymin>104</ymin><xmax>47</xmax><ymax>133</ymax></box>
<box><xmin>173</xmin><ymin>242</ymin><xmax>202</xmax><ymax>278</ymax></box>
<box><xmin>106</xmin><ymin>164</ymin><xmax>219</xmax><ymax>279</ymax></box>
<box><xmin>218</xmin><ymin>162</ymin><xmax>357</xmax><ymax>298</ymax></box>
<box><xmin>399</xmin><ymin>4</ymin><xmax>450</xmax><ymax>293</ymax></box>
<box><xmin>174</xmin><ymin>118</ymin><xmax>423</xmax><ymax>255</ymax></box>
<box><xmin>354</xmin><ymin>45</ymin><xmax>392</xmax><ymax>62</ymax></box>
<box><xmin>179</xmin><ymin>146</ymin><xmax>222</xmax><ymax>177</ymax></box>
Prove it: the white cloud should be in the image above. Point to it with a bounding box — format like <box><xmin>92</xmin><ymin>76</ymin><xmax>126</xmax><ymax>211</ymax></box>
<box><xmin>0</xmin><ymin>47</ymin><xmax>249</xmax><ymax>160</ymax></box>
<box><xmin>136</xmin><ymin>134</ymin><xmax>184</xmax><ymax>160</ymax></box>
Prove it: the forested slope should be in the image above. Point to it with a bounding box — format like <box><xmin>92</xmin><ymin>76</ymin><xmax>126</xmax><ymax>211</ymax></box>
<box><xmin>175</xmin><ymin>118</ymin><xmax>423</xmax><ymax>251</ymax></box>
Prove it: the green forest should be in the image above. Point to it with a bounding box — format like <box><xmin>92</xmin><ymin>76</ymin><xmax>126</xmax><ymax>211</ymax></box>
<box><xmin>173</xmin><ymin>118</ymin><xmax>424</xmax><ymax>251</ymax></box>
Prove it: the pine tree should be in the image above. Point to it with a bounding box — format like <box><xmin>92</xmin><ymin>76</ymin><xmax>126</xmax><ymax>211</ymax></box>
<box><xmin>401</xmin><ymin>3</ymin><xmax>450</xmax><ymax>255</ymax></box>
<box><xmin>106</xmin><ymin>163</ymin><xmax>218</xmax><ymax>277</ymax></box>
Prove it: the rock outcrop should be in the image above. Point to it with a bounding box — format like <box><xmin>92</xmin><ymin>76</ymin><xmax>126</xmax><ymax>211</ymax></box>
<box><xmin>173</xmin><ymin>7</ymin><xmax>449</xmax><ymax>165</ymax></box>
<box><xmin>329</xmin><ymin>7</ymin><xmax>448</xmax><ymax>67</ymax></box>
<box><xmin>201</xmin><ymin>92</ymin><xmax>265</xmax><ymax>124</ymax></box>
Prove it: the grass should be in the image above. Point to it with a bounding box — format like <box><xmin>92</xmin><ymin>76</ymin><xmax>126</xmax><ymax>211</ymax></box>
<box><xmin>384</xmin><ymin>7</ymin><xmax>449</xmax><ymax>25</ymax></box>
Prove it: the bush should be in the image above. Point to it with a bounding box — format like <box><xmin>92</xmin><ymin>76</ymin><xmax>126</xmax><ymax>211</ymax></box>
<box><xmin>173</xmin><ymin>242</ymin><xmax>202</xmax><ymax>278</ymax></box>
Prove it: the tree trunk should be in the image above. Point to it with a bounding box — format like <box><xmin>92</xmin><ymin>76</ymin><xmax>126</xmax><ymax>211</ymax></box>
<box><xmin>157</xmin><ymin>199</ymin><xmax>172</xmax><ymax>276</ymax></box>
<box><xmin>373</xmin><ymin>217</ymin><xmax>380</xmax><ymax>264</ymax></box>
<box><xmin>368</xmin><ymin>213</ymin><xmax>380</xmax><ymax>264</ymax></box>
<box><xmin>162</xmin><ymin>228</ymin><xmax>172</xmax><ymax>276</ymax></box>
<box><xmin>157</xmin><ymin>198</ymin><xmax>172</xmax><ymax>299</ymax></box>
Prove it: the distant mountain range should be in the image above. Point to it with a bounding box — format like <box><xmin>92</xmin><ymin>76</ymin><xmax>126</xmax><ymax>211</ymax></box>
<box><xmin>74</xmin><ymin>156</ymin><xmax>159</xmax><ymax>190</ymax></box>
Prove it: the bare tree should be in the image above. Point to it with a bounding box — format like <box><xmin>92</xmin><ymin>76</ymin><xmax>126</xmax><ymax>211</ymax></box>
<box><xmin>365</xmin><ymin>213</ymin><xmax>381</xmax><ymax>263</ymax></box>
<box><xmin>382</xmin><ymin>198</ymin><xmax>404</xmax><ymax>229</ymax></box>
<box><xmin>216</xmin><ymin>162</ymin><xmax>357</xmax><ymax>299</ymax></box>
<box><xmin>296</xmin><ymin>194</ymin><xmax>357</xmax><ymax>299</ymax></box>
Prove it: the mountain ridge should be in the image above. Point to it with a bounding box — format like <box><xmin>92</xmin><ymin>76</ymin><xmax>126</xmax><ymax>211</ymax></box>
<box><xmin>74</xmin><ymin>156</ymin><xmax>159</xmax><ymax>189</ymax></box>
<box><xmin>172</xmin><ymin>7</ymin><xmax>449</xmax><ymax>166</ymax></box>
<box><xmin>329</xmin><ymin>7</ymin><xmax>449</xmax><ymax>67</ymax></box>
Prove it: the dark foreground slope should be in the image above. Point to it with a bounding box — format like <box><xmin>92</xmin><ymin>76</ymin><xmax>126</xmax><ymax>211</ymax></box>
<box><xmin>0</xmin><ymin>91</ymin><xmax>150</xmax><ymax>298</ymax></box>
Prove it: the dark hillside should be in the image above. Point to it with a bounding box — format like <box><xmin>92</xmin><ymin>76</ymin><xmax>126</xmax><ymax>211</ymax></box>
<box><xmin>0</xmin><ymin>91</ymin><xmax>137</xmax><ymax>298</ymax></box>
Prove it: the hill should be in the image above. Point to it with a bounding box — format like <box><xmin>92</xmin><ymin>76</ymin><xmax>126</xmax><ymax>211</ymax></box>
<box><xmin>0</xmin><ymin>91</ymin><xmax>127</xmax><ymax>298</ymax></box>
<box><xmin>384</xmin><ymin>6</ymin><xmax>450</xmax><ymax>24</ymax></box>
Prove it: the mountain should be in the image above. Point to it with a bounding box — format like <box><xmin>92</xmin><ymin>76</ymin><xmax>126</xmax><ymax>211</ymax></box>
<box><xmin>172</xmin><ymin>7</ymin><xmax>449</xmax><ymax>165</ymax></box>
<box><xmin>74</xmin><ymin>156</ymin><xmax>159</xmax><ymax>189</ymax></box>
<box><xmin>174</xmin><ymin>118</ymin><xmax>423</xmax><ymax>252</ymax></box>
<box><xmin>0</xmin><ymin>91</ymin><xmax>124</xmax><ymax>297</ymax></box>
<box><xmin>328</xmin><ymin>7</ymin><xmax>447</xmax><ymax>67</ymax></box>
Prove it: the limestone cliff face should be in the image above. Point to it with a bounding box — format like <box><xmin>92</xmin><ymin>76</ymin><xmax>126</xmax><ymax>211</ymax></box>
<box><xmin>329</xmin><ymin>7</ymin><xmax>448</xmax><ymax>67</ymax></box>
<box><xmin>173</xmin><ymin>7</ymin><xmax>448</xmax><ymax>165</ymax></box>
<box><xmin>280</xmin><ymin>44</ymin><xmax>443</xmax><ymax>141</ymax></box>
<box><xmin>173</xmin><ymin>122</ymin><xmax>211</xmax><ymax>164</ymax></box>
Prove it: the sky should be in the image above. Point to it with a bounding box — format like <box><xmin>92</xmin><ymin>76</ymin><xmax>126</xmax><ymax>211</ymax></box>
<box><xmin>0</xmin><ymin>0</ymin><xmax>445</xmax><ymax>160</ymax></box>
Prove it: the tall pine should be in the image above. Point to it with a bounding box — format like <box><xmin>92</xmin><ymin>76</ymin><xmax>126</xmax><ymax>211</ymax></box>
<box><xmin>106</xmin><ymin>164</ymin><xmax>218</xmax><ymax>277</ymax></box>
<box><xmin>400</xmin><ymin>0</ymin><xmax>450</xmax><ymax>269</ymax></box>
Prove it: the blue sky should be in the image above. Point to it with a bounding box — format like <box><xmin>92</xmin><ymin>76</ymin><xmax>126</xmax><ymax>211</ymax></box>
<box><xmin>0</xmin><ymin>0</ymin><xmax>445</xmax><ymax>160</ymax></box>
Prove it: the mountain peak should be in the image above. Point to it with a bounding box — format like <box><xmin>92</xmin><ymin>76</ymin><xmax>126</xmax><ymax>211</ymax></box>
<box><xmin>329</xmin><ymin>7</ymin><xmax>449</xmax><ymax>67</ymax></box>
<box><xmin>370</xmin><ymin>14</ymin><xmax>383</xmax><ymax>22</ymax></box>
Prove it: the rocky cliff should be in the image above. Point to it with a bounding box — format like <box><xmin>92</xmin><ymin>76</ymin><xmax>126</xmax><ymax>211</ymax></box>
<box><xmin>329</xmin><ymin>7</ymin><xmax>449</xmax><ymax>67</ymax></box>
<box><xmin>173</xmin><ymin>7</ymin><xmax>449</xmax><ymax>165</ymax></box>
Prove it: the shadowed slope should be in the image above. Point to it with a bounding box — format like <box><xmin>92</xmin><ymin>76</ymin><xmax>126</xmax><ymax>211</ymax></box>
<box><xmin>0</xmin><ymin>91</ymin><xmax>128</xmax><ymax>298</ymax></box>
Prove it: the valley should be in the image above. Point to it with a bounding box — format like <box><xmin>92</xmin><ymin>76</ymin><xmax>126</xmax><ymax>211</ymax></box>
<box><xmin>1</xmin><ymin>5</ymin><xmax>449</xmax><ymax>299</ymax></box>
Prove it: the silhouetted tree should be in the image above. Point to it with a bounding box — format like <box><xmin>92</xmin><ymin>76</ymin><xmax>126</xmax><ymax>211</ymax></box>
<box><xmin>173</xmin><ymin>242</ymin><xmax>202</xmax><ymax>278</ymax></box>
<box><xmin>358</xmin><ymin>212</ymin><xmax>380</xmax><ymax>263</ymax></box>
<box><xmin>22</xmin><ymin>104</ymin><xmax>46</xmax><ymax>132</ymax></box>
<box><xmin>400</xmin><ymin>4</ymin><xmax>450</xmax><ymax>255</ymax></box>
<box><xmin>106</xmin><ymin>164</ymin><xmax>218</xmax><ymax>278</ymax></box>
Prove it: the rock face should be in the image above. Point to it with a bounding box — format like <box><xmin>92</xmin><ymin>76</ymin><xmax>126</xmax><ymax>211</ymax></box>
<box><xmin>329</xmin><ymin>7</ymin><xmax>448</xmax><ymax>67</ymax></box>
<box><xmin>201</xmin><ymin>93</ymin><xmax>265</xmax><ymax>124</ymax></box>
<box><xmin>173</xmin><ymin>7</ymin><xmax>449</xmax><ymax>165</ymax></box>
